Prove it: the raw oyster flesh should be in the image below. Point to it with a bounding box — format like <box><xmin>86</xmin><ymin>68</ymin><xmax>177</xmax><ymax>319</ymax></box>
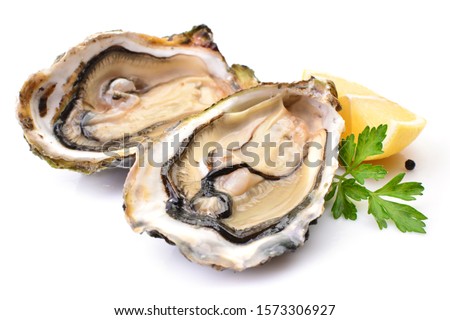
<box><xmin>124</xmin><ymin>78</ymin><xmax>344</xmax><ymax>270</ymax></box>
<box><xmin>17</xmin><ymin>25</ymin><xmax>257</xmax><ymax>173</ymax></box>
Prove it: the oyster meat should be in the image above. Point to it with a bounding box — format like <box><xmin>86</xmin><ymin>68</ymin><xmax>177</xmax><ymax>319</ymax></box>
<box><xmin>17</xmin><ymin>25</ymin><xmax>257</xmax><ymax>173</ymax></box>
<box><xmin>124</xmin><ymin>78</ymin><xmax>345</xmax><ymax>270</ymax></box>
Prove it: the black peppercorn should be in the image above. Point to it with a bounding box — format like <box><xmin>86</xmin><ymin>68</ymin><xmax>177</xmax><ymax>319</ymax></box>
<box><xmin>405</xmin><ymin>159</ymin><xmax>415</xmax><ymax>170</ymax></box>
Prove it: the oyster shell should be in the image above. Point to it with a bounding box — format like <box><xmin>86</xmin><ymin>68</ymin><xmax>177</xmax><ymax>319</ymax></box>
<box><xmin>124</xmin><ymin>78</ymin><xmax>344</xmax><ymax>270</ymax></box>
<box><xmin>17</xmin><ymin>25</ymin><xmax>257</xmax><ymax>173</ymax></box>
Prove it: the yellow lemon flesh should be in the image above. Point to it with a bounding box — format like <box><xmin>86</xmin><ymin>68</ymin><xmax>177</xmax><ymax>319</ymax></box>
<box><xmin>302</xmin><ymin>71</ymin><xmax>426</xmax><ymax>160</ymax></box>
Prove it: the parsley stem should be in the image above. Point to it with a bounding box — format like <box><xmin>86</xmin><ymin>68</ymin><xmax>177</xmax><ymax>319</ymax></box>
<box><xmin>333</xmin><ymin>174</ymin><xmax>347</xmax><ymax>181</ymax></box>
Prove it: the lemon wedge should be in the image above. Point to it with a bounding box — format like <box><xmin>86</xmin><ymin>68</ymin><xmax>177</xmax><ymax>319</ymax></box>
<box><xmin>302</xmin><ymin>70</ymin><xmax>426</xmax><ymax>160</ymax></box>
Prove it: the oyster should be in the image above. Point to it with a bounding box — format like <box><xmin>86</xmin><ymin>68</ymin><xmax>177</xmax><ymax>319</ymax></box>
<box><xmin>124</xmin><ymin>78</ymin><xmax>345</xmax><ymax>270</ymax></box>
<box><xmin>17</xmin><ymin>25</ymin><xmax>257</xmax><ymax>173</ymax></box>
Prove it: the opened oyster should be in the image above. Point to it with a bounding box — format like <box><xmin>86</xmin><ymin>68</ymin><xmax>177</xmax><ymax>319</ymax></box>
<box><xmin>17</xmin><ymin>25</ymin><xmax>257</xmax><ymax>173</ymax></box>
<box><xmin>124</xmin><ymin>79</ymin><xmax>345</xmax><ymax>270</ymax></box>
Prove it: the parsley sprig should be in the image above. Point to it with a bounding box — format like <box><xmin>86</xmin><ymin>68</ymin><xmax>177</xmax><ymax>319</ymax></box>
<box><xmin>326</xmin><ymin>125</ymin><xmax>427</xmax><ymax>233</ymax></box>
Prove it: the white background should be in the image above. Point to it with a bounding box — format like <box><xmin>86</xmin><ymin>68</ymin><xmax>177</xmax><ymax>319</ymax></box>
<box><xmin>1</xmin><ymin>1</ymin><xmax>449</xmax><ymax>319</ymax></box>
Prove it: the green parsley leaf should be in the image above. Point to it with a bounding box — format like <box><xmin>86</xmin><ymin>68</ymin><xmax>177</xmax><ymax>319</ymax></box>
<box><xmin>326</xmin><ymin>125</ymin><xmax>427</xmax><ymax>234</ymax></box>
<box><xmin>374</xmin><ymin>173</ymin><xmax>424</xmax><ymax>201</ymax></box>
<box><xmin>351</xmin><ymin>163</ymin><xmax>387</xmax><ymax>184</ymax></box>
<box><xmin>368</xmin><ymin>195</ymin><xmax>427</xmax><ymax>233</ymax></box>
<box><xmin>352</xmin><ymin>125</ymin><xmax>387</xmax><ymax>166</ymax></box>
<box><xmin>338</xmin><ymin>134</ymin><xmax>356</xmax><ymax>167</ymax></box>
<box><xmin>342</xmin><ymin>179</ymin><xmax>370</xmax><ymax>201</ymax></box>
<box><xmin>367</xmin><ymin>194</ymin><xmax>390</xmax><ymax>229</ymax></box>
<box><xmin>325</xmin><ymin>181</ymin><xmax>338</xmax><ymax>201</ymax></box>
<box><xmin>332</xmin><ymin>185</ymin><xmax>357</xmax><ymax>220</ymax></box>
